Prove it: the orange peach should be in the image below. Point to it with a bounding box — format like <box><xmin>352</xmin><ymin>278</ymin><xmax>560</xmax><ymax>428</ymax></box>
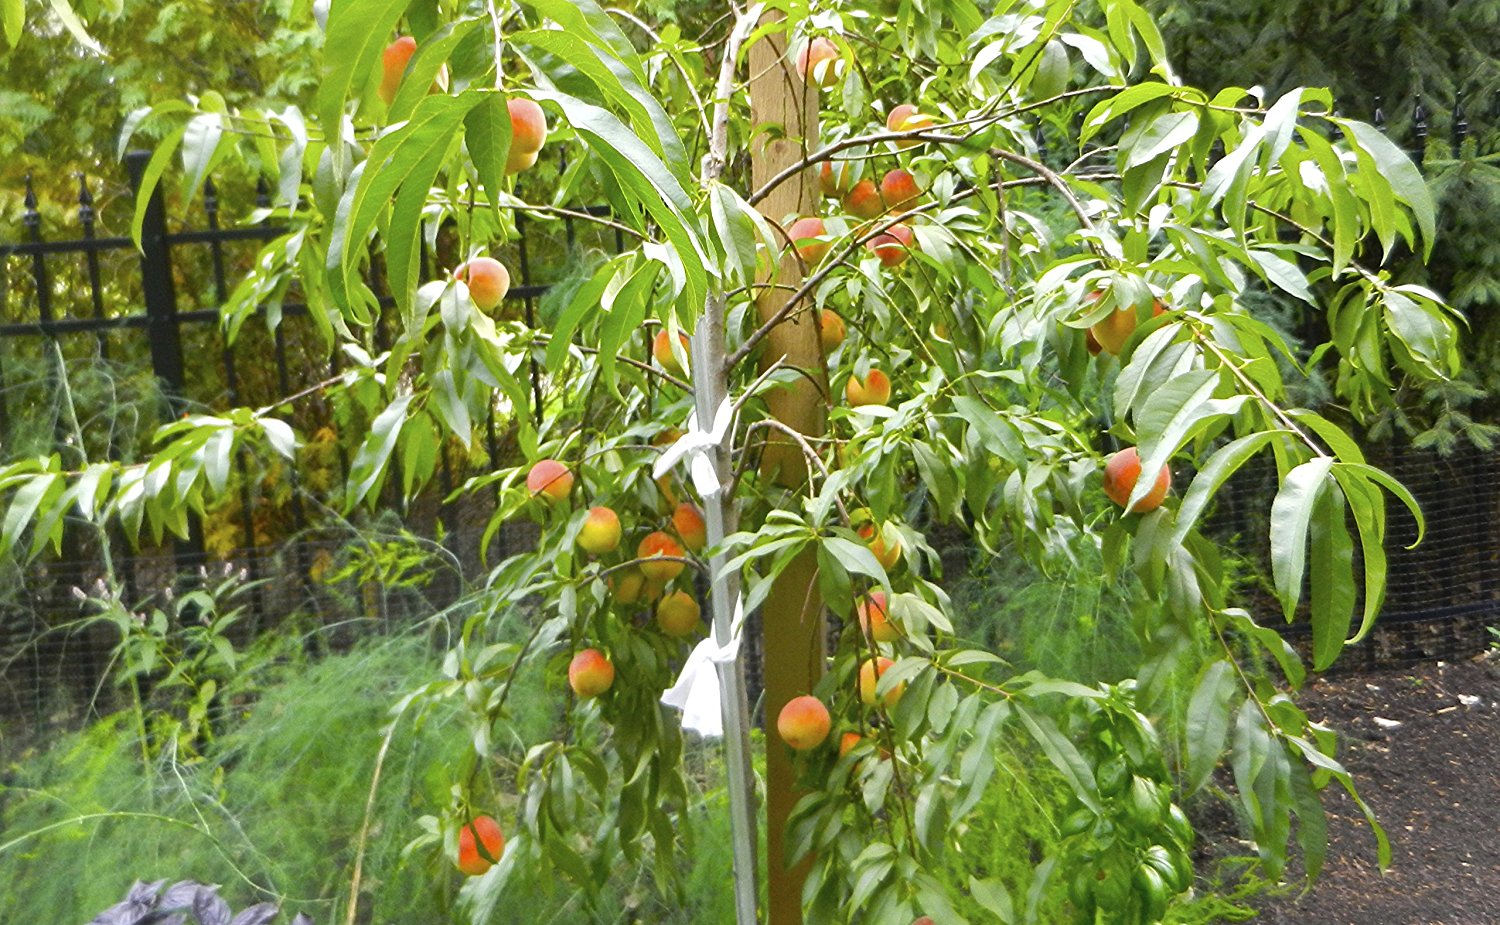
<box><xmin>843</xmin><ymin>179</ymin><xmax>884</xmax><ymax>220</ymax></box>
<box><xmin>839</xmin><ymin>731</ymin><xmax>864</xmax><ymax>758</ymax></box>
<box><xmin>858</xmin><ymin>522</ymin><xmax>901</xmax><ymax>570</ymax></box>
<box><xmin>455</xmin><ymin>257</ymin><xmax>511</xmax><ymax>312</ymax></box>
<box><xmin>568</xmin><ymin>648</ymin><xmax>615</xmax><ymax>698</ymax></box>
<box><xmin>820</xmin><ymin>160</ymin><xmax>855</xmax><ymax>198</ymax></box>
<box><xmin>506</xmin><ymin>98</ymin><xmax>548</xmax><ymax>174</ymax></box>
<box><xmin>577</xmin><ymin>506</ymin><xmax>621</xmax><ymax>555</ymax></box>
<box><xmin>797</xmin><ymin>37</ymin><xmax>841</xmax><ymax>87</ymax></box>
<box><xmin>819</xmin><ymin>309</ymin><xmax>846</xmax><ymax>353</ymax></box>
<box><xmin>1102</xmin><ymin>447</ymin><xmax>1170</xmax><ymax>513</ymax></box>
<box><xmin>656</xmin><ymin>590</ymin><xmax>701</xmax><ymax>637</ymax></box>
<box><xmin>879</xmin><ymin>169</ymin><xmax>921</xmax><ymax>212</ymax></box>
<box><xmin>609</xmin><ymin>568</ymin><xmax>646</xmax><ymax>604</ymax></box>
<box><xmin>787</xmin><ymin>216</ymin><xmax>829</xmax><ymax>267</ymax></box>
<box><xmin>456</xmin><ymin>815</ymin><xmax>505</xmax><ymax>876</ymax></box>
<box><xmin>858</xmin><ymin>656</ymin><xmax>904</xmax><ymax>708</ymax></box>
<box><xmin>525</xmin><ymin>459</ymin><xmax>572</xmax><ymax>502</ymax></box>
<box><xmin>776</xmin><ymin>695</ymin><xmax>832</xmax><ymax>750</ymax></box>
<box><xmin>887</xmin><ymin>104</ymin><xmax>937</xmax><ymax>148</ymax></box>
<box><xmin>866</xmin><ymin>223</ymin><xmax>915</xmax><ymax>267</ymax></box>
<box><xmin>857</xmin><ymin>590</ymin><xmax>899</xmax><ymax>642</ymax></box>
<box><xmin>379</xmin><ymin>36</ymin><xmax>417</xmax><ymax>107</ymax></box>
<box><xmin>653</xmin><ymin>329</ymin><xmax>690</xmax><ymax>377</ymax></box>
<box><xmin>637</xmin><ymin>531</ymin><xmax>686</xmax><ymax>581</ymax></box>
<box><xmin>846</xmin><ymin>368</ymin><xmax>892</xmax><ymax>407</ymax></box>
<box><xmin>672</xmin><ymin>503</ymin><xmax>708</xmax><ymax>552</ymax></box>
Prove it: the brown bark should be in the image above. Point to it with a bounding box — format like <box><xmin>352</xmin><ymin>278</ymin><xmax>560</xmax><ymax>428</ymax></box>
<box><xmin>746</xmin><ymin>18</ymin><xmax>826</xmax><ymax>925</ymax></box>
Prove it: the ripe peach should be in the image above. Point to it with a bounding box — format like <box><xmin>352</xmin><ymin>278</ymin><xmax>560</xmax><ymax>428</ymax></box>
<box><xmin>525</xmin><ymin>459</ymin><xmax>572</xmax><ymax>502</ymax></box>
<box><xmin>638</xmin><ymin>531</ymin><xmax>686</xmax><ymax>581</ymax></box>
<box><xmin>879</xmin><ymin>169</ymin><xmax>921</xmax><ymax>213</ymax></box>
<box><xmin>858</xmin><ymin>656</ymin><xmax>904</xmax><ymax>708</ymax></box>
<box><xmin>641</xmin><ymin>578</ymin><xmax>667</xmax><ymax>603</ymax></box>
<box><xmin>858</xmin><ymin>522</ymin><xmax>901</xmax><ymax>569</ymax></box>
<box><xmin>653</xmin><ymin>329</ymin><xmax>690</xmax><ymax>377</ymax></box>
<box><xmin>506</xmin><ymin>98</ymin><xmax>548</xmax><ymax>174</ymax></box>
<box><xmin>838</xmin><ymin>731</ymin><xmax>863</xmax><ymax>758</ymax></box>
<box><xmin>379</xmin><ymin>36</ymin><xmax>417</xmax><ymax>107</ymax></box>
<box><xmin>776</xmin><ymin>695</ymin><xmax>832</xmax><ymax>750</ymax></box>
<box><xmin>577</xmin><ymin>506</ymin><xmax>621</xmax><ymax>555</ymax></box>
<box><xmin>820</xmin><ymin>160</ymin><xmax>854</xmax><ymax>198</ymax></box>
<box><xmin>456</xmin><ymin>815</ymin><xmax>505</xmax><ymax>876</ymax></box>
<box><xmin>656</xmin><ymin>590</ymin><xmax>701</xmax><ymax>637</ymax></box>
<box><xmin>1087</xmin><ymin>291</ymin><xmax>1167</xmax><ymax>356</ymax></box>
<box><xmin>787</xmin><ymin>216</ymin><xmax>829</xmax><ymax>267</ymax></box>
<box><xmin>886</xmin><ymin>104</ymin><xmax>937</xmax><ymax>149</ymax></box>
<box><xmin>568</xmin><ymin>648</ymin><xmax>615</xmax><ymax>698</ymax></box>
<box><xmin>819</xmin><ymin>309</ymin><xmax>846</xmax><ymax>352</ymax></box>
<box><xmin>797</xmin><ymin>37</ymin><xmax>840</xmax><ymax>87</ymax></box>
<box><xmin>857</xmin><ymin>590</ymin><xmax>899</xmax><ymax>643</ymax></box>
<box><xmin>609</xmin><ymin>568</ymin><xmax>646</xmax><ymax>604</ymax></box>
<box><xmin>1085</xmin><ymin>327</ymin><xmax>1103</xmax><ymax>356</ymax></box>
<box><xmin>455</xmin><ymin>257</ymin><xmax>511</xmax><ymax>312</ymax></box>
<box><xmin>672</xmin><ymin>503</ymin><xmax>708</xmax><ymax>552</ymax></box>
<box><xmin>846</xmin><ymin>368</ymin><xmax>892</xmax><ymax>407</ymax></box>
<box><xmin>866</xmin><ymin>223</ymin><xmax>915</xmax><ymax>267</ymax></box>
<box><xmin>1102</xmin><ymin>447</ymin><xmax>1170</xmax><ymax>513</ymax></box>
<box><xmin>843</xmin><ymin>179</ymin><xmax>884</xmax><ymax>220</ymax></box>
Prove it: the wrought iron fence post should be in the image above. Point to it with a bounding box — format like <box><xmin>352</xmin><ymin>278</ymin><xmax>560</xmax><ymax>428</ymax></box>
<box><xmin>125</xmin><ymin>149</ymin><xmax>205</xmax><ymax>571</ymax></box>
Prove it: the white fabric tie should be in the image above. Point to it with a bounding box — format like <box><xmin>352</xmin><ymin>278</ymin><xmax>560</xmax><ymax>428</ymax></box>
<box><xmin>660</xmin><ymin>597</ymin><xmax>746</xmax><ymax>739</ymax></box>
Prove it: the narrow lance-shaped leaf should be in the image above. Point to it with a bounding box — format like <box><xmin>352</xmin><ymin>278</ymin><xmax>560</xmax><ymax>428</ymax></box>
<box><xmin>1268</xmin><ymin>457</ymin><xmax>1333</xmax><ymax>621</ymax></box>
<box><xmin>1308</xmin><ymin>480</ymin><xmax>1356</xmax><ymax>670</ymax></box>
<box><xmin>1184</xmin><ymin>659</ymin><xmax>1238</xmax><ymax>793</ymax></box>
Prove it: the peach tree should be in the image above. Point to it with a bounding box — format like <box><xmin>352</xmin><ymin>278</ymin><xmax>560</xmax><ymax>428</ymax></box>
<box><xmin>3</xmin><ymin>0</ymin><xmax>1461</xmax><ymax>922</ymax></box>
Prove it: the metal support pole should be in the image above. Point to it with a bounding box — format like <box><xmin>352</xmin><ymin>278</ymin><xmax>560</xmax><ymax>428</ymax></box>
<box><xmin>691</xmin><ymin>306</ymin><xmax>760</xmax><ymax>925</ymax></box>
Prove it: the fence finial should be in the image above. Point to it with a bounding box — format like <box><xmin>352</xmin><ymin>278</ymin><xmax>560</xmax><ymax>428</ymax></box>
<box><xmin>203</xmin><ymin>176</ymin><xmax>219</xmax><ymax>220</ymax></box>
<box><xmin>255</xmin><ymin>175</ymin><xmax>271</xmax><ymax>209</ymax></box>
<box><xmin>1374</xmin><ymin>95</ymin><xmax>1386</xmax><ymax>132</ymax></box>
<box><xmin>22</xmin><ymin>173</ymin><xmax>39</xmax><ymax>233</ymax></box>
<box><xmin>1454</xmin><ymin>90</ymin><xmax>1469</xmax><ymax>148</ymax></box>
<box><xmin>76</xmin><ymin>173</ymin><xmax>95</xmax><ymax>224</ymax></box>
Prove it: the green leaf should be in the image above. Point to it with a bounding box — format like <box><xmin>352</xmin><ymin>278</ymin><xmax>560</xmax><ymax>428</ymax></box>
<box><xmin>1185</xmin><ymin>659</ymin><xmax>1238</xmax><ymax>793</ymax></box>
<box><xmin>4</xmin><ymin>0</ymin><xmax>23</xmax><ymax>47</ymax></box>
<box><xmin>1170</xmin><ymin>431</ymin><xmax>1278</xmax><ymax>546</ymax></box>
<box><xmin>528</xmin><ymin>89</ymin><xmax>709</xmax><ymax>311</ymax></box>
<box><xmin>329</xmin><ymin>92</ymin><xmax>477</xmax><ymax>306</ymax></box>
<box><xmin>1269</xmin><ymin>457</ymin><xmax>1333</xmax><ymax>621</ymax></box>
<box><xmin>346</xmin><ymin>393</ymin><xmax>413</xmax><ymax>509</ymax></box>
<box><xmin>463</xmin><ymin>92</ymin><xmax>512</xmax><ymax>218</ymax></box>
<box><xmin>181</xmin><ymin>112</ymin><xmax>226</xmax><ymax>205</ymax></box>
<box><xmin>1340</xmin><ymin>119</ymin><xmax>1436</xmax><ymax>258</ymax></box>
<box><xmin>1081</xmin><ymin>83</ymin><xmax>1178</xmax><ymax>142</ymax></box>
<box><xmin>130</xmin><ymin>123</ymin><xmax>188</xmax><ymax>248</ymax></box>
<box><xmin>318</xmin><ymin>0</ymin><xmax>414</xmax><ymax>151</ymax></box>
<box><xmin>1015</xmin><ymin>702</ymin><xmax>1101</xmax><ymax>813</ymax></box>
<box><xmin>388</xmin><ymin>17</ymin><xmax>483</xmax><ymax>122</ymax></box>
<box><xmin>1249</xmin><ymin>248</ymin><xmax>1315</xmax><ymax>304</ymax></box>
<box><xmin>45</xmin><ymin>0</ymin><xmax>102</xmax><ymax>54</ymax></box>
<box><xmin>1331</xmin><ymin>466</ymin><xmax>1387</xmax><ymax>645</ymax></box>
<box><xmin>1308</xmin><ymin>482</ymin><xmax>1356</xmax><ymax>669</ymax></box>
<box><xmin>1132</xmin><ymin>368</ymin><xmax>1224</xmax><ymax>509</ymax></box>
<box><xmin>515</xmin><ymin>27</ymin><xmax>689</xmax><ymax>181</ymax></box>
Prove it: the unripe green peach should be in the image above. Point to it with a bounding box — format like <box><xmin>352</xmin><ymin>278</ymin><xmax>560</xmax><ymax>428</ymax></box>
<box><xmin>577</xmin><ymin>506</ymin><xmax>621</xmax><ymax>555</ymax></box>
<box><xmin>656</xmin><ymin>590</ymin><xmax>701</xmax><ymax>637</ymax></box>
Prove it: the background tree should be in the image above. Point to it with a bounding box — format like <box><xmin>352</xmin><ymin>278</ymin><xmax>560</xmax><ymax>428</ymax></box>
<box><xmin>1156</xmin><ymin>0</ymin><xmax>1500</xmax><ymax>450</ymax></box>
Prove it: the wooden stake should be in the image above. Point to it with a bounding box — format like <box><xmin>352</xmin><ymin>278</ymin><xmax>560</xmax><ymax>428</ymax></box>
<box><xmin>746</xmin><ymin>17</ymin><xmax>826</xmax><ymax>925</ymax></box>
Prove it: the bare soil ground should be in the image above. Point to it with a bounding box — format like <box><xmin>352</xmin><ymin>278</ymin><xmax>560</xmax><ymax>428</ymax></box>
<box><xmin>1253</xmin><ymin>652</ymin><xmax>1500</xmax><ymax>925</ymax></box>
